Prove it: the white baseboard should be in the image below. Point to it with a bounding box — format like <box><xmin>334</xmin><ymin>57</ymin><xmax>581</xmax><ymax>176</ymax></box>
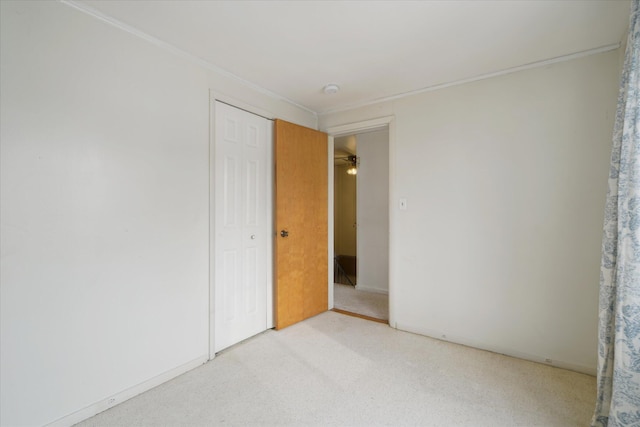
<box><xmin>354</xmin><ymin>284</ymin><xmax>389</xmax><ymax>295</ymax></box>
<box><xmin>395</xmin><ymin>323</ymin><xmax>596</xmax><ymax>376</ymax></box>
<box><xmin>46</xmin><ymin>355</ymin><xmax>209</xmax><ymax>427</ymax></box>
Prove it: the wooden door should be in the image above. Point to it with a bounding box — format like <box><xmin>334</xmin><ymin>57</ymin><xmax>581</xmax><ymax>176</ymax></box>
<box><xmin>214</xmin><ymin>102</ymin><xmax>271</xmax><ymax>351</ymax></box>
<box><xmin>274</xmin><ymin>119</ymin><xmax>328</xmax><ymax>329</ymax></box>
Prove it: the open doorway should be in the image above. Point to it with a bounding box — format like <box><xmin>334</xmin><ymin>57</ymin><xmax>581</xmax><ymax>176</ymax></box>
<box><xmin>334</xmin><ymin>135</ymin><xmax>358</xmax><ymax>287</ymax></box>
<box><xmin>333</xmin><ymin>129</ymin><xmax>389</xmax><ymax>322</ymax></box>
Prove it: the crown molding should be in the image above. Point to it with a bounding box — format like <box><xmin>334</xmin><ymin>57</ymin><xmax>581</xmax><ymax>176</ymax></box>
<box><xmin>60</xmin><ymin>0</ymin><xmax>317</xmax><ymax>117</ymax></box>
<box><xmin>58</xmin><ymin>0</ymin><xmax>622</xmax><ymax>120</ymax></box>
<box><xmin>318</xmin><ymin>43</ymin><xmax>621</xmax><ymax>116</ymax></box>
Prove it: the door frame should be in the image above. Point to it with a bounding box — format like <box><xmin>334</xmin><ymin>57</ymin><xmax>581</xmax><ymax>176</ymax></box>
<box><xmin>209</xmin><ymin>92</ymin><xmax>275</xmax><ymax>359</ymax></box>
<box><xmin>324</xmin><ymin>116</ymin><xmax>395</xmax><ymax>327</ymax></box>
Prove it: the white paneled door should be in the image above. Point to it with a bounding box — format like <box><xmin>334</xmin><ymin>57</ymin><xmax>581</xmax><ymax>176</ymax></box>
<box><xmin>214</xmin><ymin>101</ymin><xmax>272</xmax><ymax>352</ymax></box>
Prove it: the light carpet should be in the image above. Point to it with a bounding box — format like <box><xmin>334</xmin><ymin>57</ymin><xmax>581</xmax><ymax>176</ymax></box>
<box><xmin>333</xmin><ymin>283</ymin><xmax>388</xmax><ymax>320</ymax></box>
<box><xmin>77</xmin><ymin>311</ymin><xmax>595</xmax><ymax>426</ymax></box>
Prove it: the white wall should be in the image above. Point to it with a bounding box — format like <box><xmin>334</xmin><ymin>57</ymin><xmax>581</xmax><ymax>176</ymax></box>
<box><xmin>0</xmin><ymin>2</ymin><xmax>315</xmax><ymax>426</ymax></box>
<box><xmin>320</xmin><ymin>50</ymin><xmax>620</xmax><ymax>374</ymax></box>
<box><xmin>356</xmin><ymin>130</ymin><xmax>389</xmax><ymax>293</ymax></box>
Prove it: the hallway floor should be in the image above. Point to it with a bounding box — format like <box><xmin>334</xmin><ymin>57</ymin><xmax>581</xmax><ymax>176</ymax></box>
<box><xmin>333</xmin><ymin>282</ymin><xmax>388</xmax><ymax>321</ymax></box>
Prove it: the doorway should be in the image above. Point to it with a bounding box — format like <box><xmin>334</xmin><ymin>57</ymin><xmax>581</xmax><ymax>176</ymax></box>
<box><xmin>332</xmin><ymin>128</ymin><xmax>390</xmax><ymax>322</ymax></box>
<box><xmin>334</xmin><ymin>134</ymin><xmax>358</xmax><ymax>287</ymax></box>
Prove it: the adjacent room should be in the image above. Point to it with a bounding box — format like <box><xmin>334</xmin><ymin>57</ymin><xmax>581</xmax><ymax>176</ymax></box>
<box><xmin>333</xmin><ymin>129</ymin><xmax>390</xmax><ymax>322</ymax></box>
<box><xmin>2</xmin><ymin>1</ymin><xmax>638</xmax><ymax>426</ymax></box>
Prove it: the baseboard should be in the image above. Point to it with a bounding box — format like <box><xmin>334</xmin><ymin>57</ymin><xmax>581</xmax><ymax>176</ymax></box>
<box><xmin>354</xmin><ymin>284</ymin><xmax>389</xmax><ymax>295</ymax></box>
<box><xmin>46</xmin><ymin>354</ymin><xmax>209</xmax><ymax>427</ymax></box>
<box><xmin>395</xmin><ymin>323</ymin><xmax>596</xmax><ymax>376</ymax></box>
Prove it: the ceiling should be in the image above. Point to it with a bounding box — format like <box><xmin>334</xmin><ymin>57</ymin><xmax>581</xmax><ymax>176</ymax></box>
<box><xmin>75</xmin><ymin>0</ymin><xmax>631</xmax><ymax>115</ymax></box>
<box><xmin>334</xmin><ymin>135</ymin><xmax>357</xmax><ymax>159</ymax></box>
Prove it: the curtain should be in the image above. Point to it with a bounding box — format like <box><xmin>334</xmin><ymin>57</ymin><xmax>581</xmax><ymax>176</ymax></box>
<box><xmin>592</xmin><ymin>1</ymin><xmax>640</xmax><ymax>426</ymax></box>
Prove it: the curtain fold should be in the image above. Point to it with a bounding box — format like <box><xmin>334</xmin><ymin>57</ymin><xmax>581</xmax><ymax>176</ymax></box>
<box><xmin>592</xmin><ymin>1</ymin><xmax>640</xmax><ymax>426</ymax></box>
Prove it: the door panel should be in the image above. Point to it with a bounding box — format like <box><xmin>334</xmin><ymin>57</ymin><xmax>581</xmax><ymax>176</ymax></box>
<box><xmin>215</xmin><ymin>102</ymin><xmax>270</xmax><ymax>352</ymax></box>
<box><xmin>275</xmin><ymin>119</ymin><xmax>328</xmax><ymax>329</ymax></box>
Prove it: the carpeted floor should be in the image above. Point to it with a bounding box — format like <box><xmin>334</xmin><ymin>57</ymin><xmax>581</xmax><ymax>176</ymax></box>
<box><xmin>77</xmin><ymin>311</ymin><xmax>596</xmax><ymax>427</ymax></box>
<box><xmin>333</xmin><ymin>283</ymin><xmax>388</xmax><ymax>320</ymax></box>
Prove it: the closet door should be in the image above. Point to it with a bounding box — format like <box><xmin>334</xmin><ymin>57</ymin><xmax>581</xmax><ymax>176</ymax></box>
<box><xmin>214</xmin><ymin>102</ymin><xmax>270</xmax><ymax>351</ymax></box>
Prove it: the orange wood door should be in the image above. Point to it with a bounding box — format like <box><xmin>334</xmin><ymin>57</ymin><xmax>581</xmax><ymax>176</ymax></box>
<box><xmin>274</xmin><ymin>119</ymin><xmax>328</xmax><ymax>329</ymax></box>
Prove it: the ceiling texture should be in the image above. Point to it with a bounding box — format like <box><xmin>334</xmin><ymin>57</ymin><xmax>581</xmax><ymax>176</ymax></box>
<box><xmin>72</xmin><ymin>0</ymin><xmax>631</xmax><ymax>115</ymax></box>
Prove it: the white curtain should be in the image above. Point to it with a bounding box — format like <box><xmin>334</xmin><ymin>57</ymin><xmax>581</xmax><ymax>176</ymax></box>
<box><xmin>592</xmin><ymin>1</ymin><xmax>640</xmax><ymax>426</ymax></box>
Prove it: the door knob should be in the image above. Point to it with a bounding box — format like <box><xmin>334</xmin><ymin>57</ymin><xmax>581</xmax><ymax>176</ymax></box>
<box><xmin>280</xmin><ymin>230</ymin><xmax>289</xmax><ymax>238</ymax></box>
<box><xmin>250</xmin><ymin>235</ymin><xmax>256</xmax><ymax>240</ymax></box>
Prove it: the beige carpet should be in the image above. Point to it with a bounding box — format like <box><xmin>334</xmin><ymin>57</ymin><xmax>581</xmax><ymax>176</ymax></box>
<box><xmin>77</xmin><ymin>311</ymin><xmax>596</xmax><ymax>427</ymax></box>
<box><xmin>333</xmin><ymin>283</ymin><xmax>388</xmax><ymax>320</ymax></box>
